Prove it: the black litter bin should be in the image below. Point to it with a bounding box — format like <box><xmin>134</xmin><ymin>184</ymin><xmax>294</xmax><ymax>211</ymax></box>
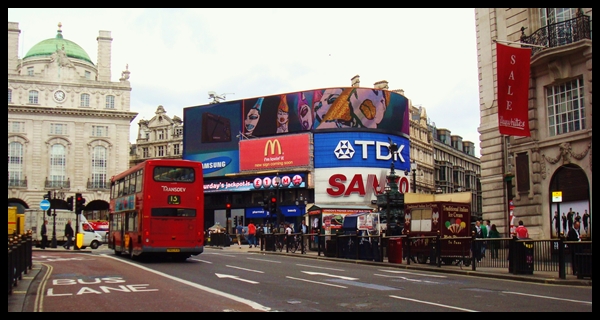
<box><xmin>514</xmin><ymin>240</ymin><xmax>534</xmax><ymax>274</ymax></box>
<box><xmin>265</xmin><ymin>234</ymin><xmax>275</xmax><ymax>251</ymax></box>
<box><xmin>325</xmin><ymin>239</ymin><xmax>337</xmax><ymax>257</ymax></box>
<box><xmin>575</xmin><ymin>253</ymin><xmax>592</xmax><ymax>279</ymax></box>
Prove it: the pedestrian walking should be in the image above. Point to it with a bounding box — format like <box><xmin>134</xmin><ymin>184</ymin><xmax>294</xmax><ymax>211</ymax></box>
<box><xmin>40</xmin><ymin>219</ymin><xmax>48</xmax><ymax>249</ymax></box>
<box><xmin>63</xmin><ymin>220</ymin><xmax>74</xmax><ymax>250</ymax></box>
<box><xmin>247</xmin><ymin>220</ymin><xmax>256</xmax><ymax>248</ymax></box>
<box><xmin>235</xmin><ymin>223</ymin><xmax>244</xmax><ymax>249</ymax></box>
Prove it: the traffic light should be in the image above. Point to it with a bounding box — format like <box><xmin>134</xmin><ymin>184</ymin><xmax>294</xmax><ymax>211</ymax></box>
<box><xmin>269</xmin><ymin>195</ymin><xmax>277</xmax><ymax>214</ymax></box>
<box><xmin>66</xmin><ymin>196</ymin><xmax>74</xmax><ymax>211</ymax></box>
<box><xmin>262</xmin><ymin>197</ymin><xmax>269</xmax><ymax>212</ymax></box>
<box><xmin>75</xmin><ymin>193</ymin><xmax>86</xmax><ymax>214</ymax></box>
<box><xmin>226</xmin><ymin>203</ymin><xmax>231</xmax><ymax>210</ymax></box>
<box><xmin>233</xmin><ymin>216</ymin><xmax>238</xmax><ymax>227</ymax></box>
<box><xmin>43</xmin><ymin>191</ymin><xmax>51</xmax><ymax>200</ymax></box>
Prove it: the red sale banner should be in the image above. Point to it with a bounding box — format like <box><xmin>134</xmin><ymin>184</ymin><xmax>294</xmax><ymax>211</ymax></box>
<box><xmin>239</xmin><ymin>134</ymin><xmax>310</xmax><ymax>171</ymax></box>
<box><xmin>497</xmin><ymin>42</ymin><xmax>531</xmax><ymax>137</ymax></box>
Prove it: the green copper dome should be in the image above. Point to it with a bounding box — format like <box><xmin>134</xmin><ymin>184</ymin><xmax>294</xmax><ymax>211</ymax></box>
<box><xmin>23</xmin><ymin>23</ymin><xmax>93</xmax><ymax>64</ymax></box>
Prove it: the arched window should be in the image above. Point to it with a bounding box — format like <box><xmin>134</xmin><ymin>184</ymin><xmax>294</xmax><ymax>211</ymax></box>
<box><xmin>91</xmin><ymin>145</ymin><xmax>108</xmax><ymax>188</ymax></box>
<box><xmin>8</xmin><ymin>141</ymin><xmax>24</xmax><ymax>187</ymax></box>
<box><xmin>49</xmin><ymin>144</ymin><xmax>67</xmax><ymax>188</ymax></box>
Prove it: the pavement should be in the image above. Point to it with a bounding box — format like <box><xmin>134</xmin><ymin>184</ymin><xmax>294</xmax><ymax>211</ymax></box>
<box><xmin>9</xmin><ymin>244</ymin><xmax>591</xmax><ymax>312</ymax></box>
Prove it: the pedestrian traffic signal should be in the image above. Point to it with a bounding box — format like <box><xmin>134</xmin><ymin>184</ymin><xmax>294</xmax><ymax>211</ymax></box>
<box><xmin>66</xmin><ymin>196</ymin><xmax>74</xmax><ymax>211</ymax></box>
<box><xmin>233</xmin><ymin>216</ymin><xmax>238</xmax><ymax>227</ymax></box>
<box><xmin>43</xmin><ymin>191</ymin><xmax>51</xmax><ymax>200</ymax></box>
<box><xmin>226</xmin><ymin>203</ymin><xmax>231</xmax><ymax>209</ymax></box>
<box><xmin>75</xmin><ymin>193</ymin><xmax>85</xmax><ymax>214</ymax></box>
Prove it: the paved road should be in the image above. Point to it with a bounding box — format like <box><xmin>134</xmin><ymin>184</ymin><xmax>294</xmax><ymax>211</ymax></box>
<box><xmin>9</xmin><ymin>245</ymin><xmax>591</xmax><ymax>312</ymax></box>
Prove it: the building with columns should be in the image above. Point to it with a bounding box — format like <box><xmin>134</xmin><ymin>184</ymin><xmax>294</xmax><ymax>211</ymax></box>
<box><xmin>475</xmin><ymin>8</ymin><xmax>592</xmax><ymax>239</ymax></box>
<box><xmin>8</xmin><ymin>21</ymin><xmax>137</xmax><ymax>219</ymax></box>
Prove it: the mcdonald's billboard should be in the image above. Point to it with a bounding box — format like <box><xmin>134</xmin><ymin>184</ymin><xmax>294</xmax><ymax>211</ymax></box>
<box><xmin>239</xmin><ymin>134</ymin><xmax>310</xmax><ymax>171</ymax></box>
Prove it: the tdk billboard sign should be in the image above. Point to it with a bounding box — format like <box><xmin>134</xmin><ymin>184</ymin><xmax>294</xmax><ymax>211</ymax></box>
<box><xmin>314</xmin><ymin>132</ymin><xmax>410</xmax><ymax>171</ymax></box>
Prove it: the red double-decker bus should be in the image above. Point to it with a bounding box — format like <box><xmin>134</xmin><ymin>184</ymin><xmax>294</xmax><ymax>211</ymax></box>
<box><xmin>107</xmin><ymin>159</ymin><xmax>204</xmax><ymax>261</ymax></box>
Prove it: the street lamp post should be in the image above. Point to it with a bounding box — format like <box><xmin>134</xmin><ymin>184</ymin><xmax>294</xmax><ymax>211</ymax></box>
<box><xmin>410</xmin><ymin>161</ymin><xmax>418</xmax><ymax>193</ymax></box>
<box><xmin>274</xmin><ymin>174</ymin><xmax>281</xmax><ymax>227</ymax></box>
<box><xmin>50</xmin><ymin>189</ymin><xmax>65</xmax><ymax>248</ymax></box>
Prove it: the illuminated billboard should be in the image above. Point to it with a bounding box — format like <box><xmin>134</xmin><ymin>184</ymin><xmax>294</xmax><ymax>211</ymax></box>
<box><xmin>183</xmin><ymin>87</ymin><xmax>409</xmax><ymax>177</ymax></box>
<box><xmin>239</xmin><ymin>134</ymin><xmax>310</xmax><ymax>171</ymax></box>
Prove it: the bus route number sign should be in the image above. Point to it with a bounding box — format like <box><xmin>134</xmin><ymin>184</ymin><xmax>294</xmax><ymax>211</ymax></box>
<box><xmin>168</xmin><ymin>195</ymin><xmax>181</xmax><ymax>205</ymax></box>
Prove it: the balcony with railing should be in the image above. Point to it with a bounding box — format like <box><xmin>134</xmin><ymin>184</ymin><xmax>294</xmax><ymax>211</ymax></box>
<box><xmin>520</xmin><ymin>14</ymin><xmax>591</xmax><ymax>56</ymax></box>
<box><xmin>44</xmin><ymin>178</ymin><xmax>70</xmax><ymax>189</ymax></box>
<box><xmin>87</xmin><ymin>179</ymin><xmax>111</xmax><ymax>190</ymax></box>
<box><xmin>8</xmin><ymin>177</ymin><xmax>27</xmax><ymax>188</ymax></box>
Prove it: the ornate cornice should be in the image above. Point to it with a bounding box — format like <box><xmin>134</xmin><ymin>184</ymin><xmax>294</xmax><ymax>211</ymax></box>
<box><xmin>8</xmin><ymin>105</ymin><xmax>137</xmax><ymax>120</ymax></box>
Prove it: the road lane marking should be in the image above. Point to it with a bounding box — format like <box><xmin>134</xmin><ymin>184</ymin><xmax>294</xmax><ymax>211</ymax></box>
<box><xmin>286</xmin><ymin>276</ymin><xmax>348</xmax><ymax>288</ymax></box>
<box><xmin>378</xmin><ymin>269</ymin><xmax>448</xmax><ymax>278</ymax></box>
<box><xmin>215</xmin><ymin>273</ymin><xmax>259</xmax><ymax>284</ymax></box>
<box><xmin>502</xmin><ymin>291</ymin><xmax>592</xmax><ymax>305</ymax></box>
<box><xmin>190</xmin><ymin>258</ymin><xmax>213</xmax><ymax>264</ymax></box>
<box><xmin>101</xmin><ymin>254</ymin><xmax>270</xmax><ymax>311</ymax></box>
<box><xmin>35</xmin><ymin>263</ymin><xmax>53</xmax><ymax>312</ymax></box>
<box><xmin>389</xmin><ymin>295</ymin><xmax>479</xmax><ymax>312</ymax></box>
<box><xmin>225</xmin><ymin>265</ymin><xmax>264</xmax><ymax>273</ymax></box>
<box><xmin>374</xmin><ymin>274</ymin><xmax>440</xmax><ymax>284</ymax></box>
<box><xmin>296</xmin><ymin>263</ymin><xmax>344</xmax><ymax>271</ymax></box>
<box><xmin>301</xmin><ymin>271</ymin><xmax>358</xmax><ymax>280</ymax></box>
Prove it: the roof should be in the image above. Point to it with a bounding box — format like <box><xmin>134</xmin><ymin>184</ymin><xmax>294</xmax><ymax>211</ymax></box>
<box><xmin>23</xmin><ymin>23</ymin><xmax>93</xmax><ymax>64</ymax></box>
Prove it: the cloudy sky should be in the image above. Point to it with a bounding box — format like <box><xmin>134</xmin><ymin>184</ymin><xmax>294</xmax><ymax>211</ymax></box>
<box><xmin>8</xmin><ymin>8</ymin><xmax>481</xmax><ymax>156</ymax></box>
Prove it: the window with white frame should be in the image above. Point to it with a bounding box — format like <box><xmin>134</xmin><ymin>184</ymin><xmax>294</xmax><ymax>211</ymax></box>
<box><xmin>50</xmin><ymin>123</ymin><xmax>67</xmax><ymax>135</ymax></box>
<box><xmin>106</xmin><ymin>95</ymin><xmax>115</xmax><ymax>109</ymax></box>
<box><xmin>173</xmin><ymin>144</ymin><xmax>180</xmax><ymax>155</ymax></box>
<box><xmin>158</xmin><ymin>130</ymin><xmax>165</xmax><ymax>140</ymax></box>
<box><xmin>8</xmin><ymin>141</ymin><xmax>24</xmax><ymax>187</ymax></box>
<box><xmin>92</xmin><ymin>125</ymin><xmax>109</xmax><ymax>137</ymax></box>
<box><xmin>174</xmin><ymin>127</ymin><xmax>183</xmax><ymax>137</ymax></box>
<box><xmin>9</xmin><ymin>121</ymin><xmax>25</xmax><ymax>133</ymax></box>
<box><xmin>49</xmin><ymin>144</ymin><xmax>67</xmax><ymax>188</ymax></box>
<box><xmin>142</xmin><ymin>147</ymin><xmax>149</xmax><ymax>158</ymax></box>
<box><xmin>91</xmin><ymin>146</ymin><xmax>108</xmax><ymax>189</ymax></box>
<box><xmin>27</xmin><ymin>67</ymin><xmax>34</xmax><ymax>76</ymax></box>
<box><xmin>8</xmin><ymin>89</ymin><xmax>12</xmax><ymax>103</ymax></box>
<box><xmin>547</xmin><ymin>77</ymin><xmax>585</xmax><ymax>136</ymax></box>
<box><xmin>85</xmin><ymin>71</ymin><xmax>91</xmax><ymax>80</ymax></box>
<box><xmin>28</xmin><ymin>90</ymin><xmax>39</xmax><ymax>104</ymax></box>
<box><xmin>80</xmin><ymin>93</ymin><xmax>90</xmax><ymax>107</ymax></box>
<box><xmin>157</xmin><ymin>145</ymin><xmax>165</xmax><ymax>157</ymax></box>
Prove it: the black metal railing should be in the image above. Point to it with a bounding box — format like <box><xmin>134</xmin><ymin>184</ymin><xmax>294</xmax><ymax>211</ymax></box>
<box><xmin>8</xmin><ymin>178</ymin><xmax>27</xmax><ymax>188</ymax></box>
<box><xmin>87</xmin><ymin>180</ymin><xmax>111</xmax><ymax>189</ymax></box>
<box><xmin>520</xmin><ymin>15</ymin><xmax>591</xmax><ymax>56</ymax></box>
<box><xmin>44</xmin><ymin>178</ymin><xmax>70</xmax><ymax>189</ymax></box>
<box><xmin>253</xmin><ymin>231</ymin><xmax>592</xmax><ymax>280</ymax></box>
<box><xmin>8</xmin><ymin>232</ymin><xmax>33</xmax><ymax>295</ymax></box>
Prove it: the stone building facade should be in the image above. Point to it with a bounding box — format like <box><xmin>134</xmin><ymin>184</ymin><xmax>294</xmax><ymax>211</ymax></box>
<box><xmin>475</xmin><ymin>8</ymin><xmax>592</xmax><ymax>239</ymax></box>
<box><xmin>8</xmin><ymin>22</ymin><xmax>137</xmax><ymax>218</ymax></box>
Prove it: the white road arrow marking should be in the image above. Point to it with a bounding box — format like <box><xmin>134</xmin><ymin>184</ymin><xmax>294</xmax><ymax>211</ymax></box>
<box><xmin>215</xmin><ymin>273</ymin><xmax>259</xmax><ymax>284</ymax></box>
<box><xmin>301</xmin><ymin>271</ymin><xmax>358</xmax><ymax>280</ymax></box>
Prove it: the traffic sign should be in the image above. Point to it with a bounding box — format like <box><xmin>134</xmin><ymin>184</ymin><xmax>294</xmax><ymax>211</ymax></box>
<box><xmin>40</xmin><ymin>199</ymin><xmax>51</xmax><ymax>211</ymax></box>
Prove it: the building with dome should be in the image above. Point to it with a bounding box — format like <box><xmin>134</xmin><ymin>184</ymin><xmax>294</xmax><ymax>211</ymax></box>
<box><xmin>8</xmin><ymin>21</ymin><xmax>137</xmax><ymax>220</ymax></box>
